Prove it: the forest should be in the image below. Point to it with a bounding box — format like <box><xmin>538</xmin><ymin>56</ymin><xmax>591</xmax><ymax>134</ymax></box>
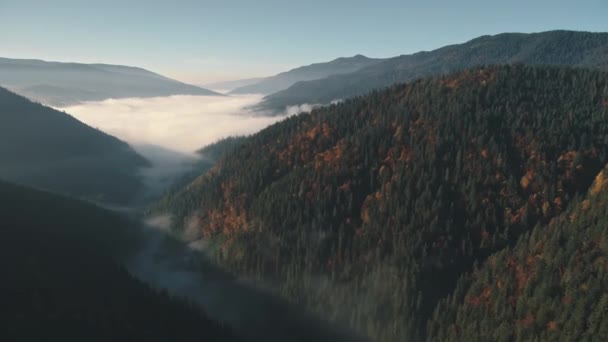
<box><xmin>158</xmin><ymin>65</ymin><xmax>608</xmax><ymax>341</ymax></box>
<box><xmin>0</xmin><ymin>180</ymin><xmax>242</xmax><ymax>342</ymax></box>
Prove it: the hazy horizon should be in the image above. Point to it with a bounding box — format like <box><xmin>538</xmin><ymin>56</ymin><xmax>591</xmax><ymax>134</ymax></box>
<box><xmin>2</xmin><ymin>0</ymin><xmax>607</xmax><ymax>84</ymax></box>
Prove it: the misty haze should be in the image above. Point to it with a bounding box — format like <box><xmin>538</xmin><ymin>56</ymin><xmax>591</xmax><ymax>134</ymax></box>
<box><xmin>57</xmin><ymin>94</ymin><xmax>286</xmax><ymax>154</ymax></box>
<box><xmin>2</xmin><ymin>1</ymin><xmax>608</xmax><ymax>342</ymax></box>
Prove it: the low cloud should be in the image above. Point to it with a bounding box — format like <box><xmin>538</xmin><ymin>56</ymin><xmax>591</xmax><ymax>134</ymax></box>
<box><xmin>58</xmin><ymin>94</ymin><xmax>287</xmax><ymax>153</ymax></box>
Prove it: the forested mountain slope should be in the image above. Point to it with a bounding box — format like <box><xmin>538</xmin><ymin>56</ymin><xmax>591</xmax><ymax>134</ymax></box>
<box><xmin>428</xmin><ymin>166</ymin><xmax>608</xmax><ymax>341</ymax></box>
<box><xmin>0</xmin><ymin>180</ymin><xmax>241</xmax><ymax>342</ymax></box>
<box><xmin>260</xmin><ymin>30</ymin><xmax>608</xmax><ymax>113</ymax></box>
<box><xmin>158</xmin><ymin>65</ymin><xmax>608</xmax><ymax>341</ymax></box>
<box><xmin>0</xmin><ymin>57</ymin><xmax>220</xmax><ymax>106</ymax></box>
<box><xmin>0</xmin><ymin>87</ymin><xmax>148</xmax><ymax>203</ymax></box>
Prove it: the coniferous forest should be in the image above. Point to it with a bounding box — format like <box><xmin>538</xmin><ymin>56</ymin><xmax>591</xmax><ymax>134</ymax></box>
<box><xmin>158</xmin><ymin>65</ymin><xmax>608</xmax><ymax>341</ymax></box>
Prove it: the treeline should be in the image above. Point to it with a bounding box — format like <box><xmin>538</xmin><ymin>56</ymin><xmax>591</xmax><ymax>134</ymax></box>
<box><xmin>159</xmin><ymin>65</ymin><xmax>608</xmax><ymax>341</ymax></box>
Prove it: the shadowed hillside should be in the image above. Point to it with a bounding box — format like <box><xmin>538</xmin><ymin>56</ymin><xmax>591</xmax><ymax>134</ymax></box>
<box><xmin>0</xmin><ymin>87</ymin><xmax>148</xmax><ymax>204</ymax></box>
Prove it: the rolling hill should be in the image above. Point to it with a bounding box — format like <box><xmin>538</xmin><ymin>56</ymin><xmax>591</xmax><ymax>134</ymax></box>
<box><xmin>229</xmin><ymin>54</ymin><xmax>383</xmax><ymax>95</ymax></box>
<box><xmin>259</xmin><ymin>30</ymin><xmax>608</xmax><ymax>113</ymax></box>
<box><xmin>0</xmin><ymin>57</ymin><xmax>221</xmax><ymax>106</ymax></box>
<box><xmin>156</xmin><ymin>65</ymin><xmax>608</xmax><ymax>341</ymax></box>
<box><xmin>0</xmin><ymin>86</ymin><xmax>148</xmax><ymax>204</ymax></box>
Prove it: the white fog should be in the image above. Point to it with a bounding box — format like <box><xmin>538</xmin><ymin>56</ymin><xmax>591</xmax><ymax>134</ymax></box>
<box><xmin>57</xmin><ymin>94</ymin><xmax>288</xmax><ymax>154</ymax></box>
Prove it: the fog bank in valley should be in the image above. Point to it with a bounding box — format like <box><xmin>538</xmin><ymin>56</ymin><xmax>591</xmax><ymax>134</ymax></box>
<box><xmin>58</xmin><ymin>94</ymin><xmax>287</xmax><ymax>153</ymax></box>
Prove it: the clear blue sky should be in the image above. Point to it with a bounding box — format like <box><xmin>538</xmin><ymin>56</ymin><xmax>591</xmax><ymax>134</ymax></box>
<box><xmin>1</xmin><ymin>0</ymin><xmax>607</xmax><ymax>83</ymax></box>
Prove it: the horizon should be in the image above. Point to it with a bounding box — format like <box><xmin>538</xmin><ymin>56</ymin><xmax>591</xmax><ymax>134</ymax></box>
<box><xmin>1</xmin><ymin>0</ymin><xmax>607</xmax><ymax>84</ymax></box>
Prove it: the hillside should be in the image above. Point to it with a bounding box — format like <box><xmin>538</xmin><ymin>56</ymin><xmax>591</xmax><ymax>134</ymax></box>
<box><xmin>0</xmin><ymin>57</ymin><xmax>221</xmax><ymax>106</ymax></box>
<box><xmin>230</xmin><ymin>55</ymin><xmax>382</xmax><ymax>95</ymax></box>
<box><xmin>0</xmin><ymin>86</ymin><xmax>148</xmax><ymax>204</ymax></box>
<box><xmin>259</xmin><ymin>30</ymin><xmax>608</xmax><ymax>113</ymax></box>
<box><xmin>157</xmin><ymin>65</ymin><xmax>608</xmax><ymax>341</ymax></box>
<box><xmin>0</xmin><ymin>180</ymin><xmax>242</xmax><ymax>342</ymax></box>
<box><xmin>428</xmin><ymin>166</ymin><xmax>608</xmax><ymax>341</ymax></box>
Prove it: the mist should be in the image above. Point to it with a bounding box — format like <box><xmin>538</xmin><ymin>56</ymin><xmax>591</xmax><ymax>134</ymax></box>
<box><xmin>125</xmin><ymin>215</ymin><xmax>368</xmax><ymax>342</ymax></box>
<box><xmin>58</xmin><ymin>94</ymin><xmax>287</xmax><ymax>154</ymax></box>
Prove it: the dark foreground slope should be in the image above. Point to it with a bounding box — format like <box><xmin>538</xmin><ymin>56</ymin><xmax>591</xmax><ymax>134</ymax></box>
<box><xmin>428</xmin><ymin>166</ymin><xmax>608</xmax><ymax>341</ymax></box>
<box><xmin>260</xmin><ymin>30</ymin><xmax>608</xmax><ymax>113</ymax></box>
<box><xmin>0</xmin><ymin>180</ymin><xmax>241</xmax><ymax>342</ymax></box>
<box><xmin>0</xmin><ymin>87</ymin><xmax>148</xmax><ymax>203</ymax></box>
<box><xmin>0</xmin><ymin>57</ymin><xmax>221</xmax><ymax>106</ymax></box>
<box><xmin>159</xmin><ymin>65</ymin><xmax>608</xmax><ymax>341</ymax></box>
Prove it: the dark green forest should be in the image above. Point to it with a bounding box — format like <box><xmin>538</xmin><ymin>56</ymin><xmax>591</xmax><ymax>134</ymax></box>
<box><xmin>0</xmin><ymin>180</ymin><xmax>243</xmax><ymax>342</ymax></box>
<box><xmin>0</xmin><ymin>87</ymin><xmax>148</xmax><ymax>204</ymax></box>
<box><xmin>159</xmin><ymin>65</ymin><xmax>608</xmax><ymax>341</ymax></box>
<box><xmin>428</xmin><ymin>167</ymin><xmax>608</xmax><ymax>341</ymax></box>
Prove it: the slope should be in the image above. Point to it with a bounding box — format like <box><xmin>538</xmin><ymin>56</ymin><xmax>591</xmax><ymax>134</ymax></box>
<box><xmin>428</xmin><ymin>166</ymin><xmax>608</xmax><ymax>341</ymax></box>
<box><xmin>260</xmin><ymin>30</ymin><xmax>608</xmax><ymax>113</ymax></box>
<box><xmin>0</xmin><ymin>86</ymin><xmax>148</xmax><ymax>204</ymax></box>
<box><xmin>0</xmin><ymin>180</ymin><xmax>242</xmax><ymax>342</ymax></box>
<box><xmin>230</xmin><ymin>55</ymin><xmax>383</xmax><ymax>95</ymax></box>
<box><xmin>0</xmin><ymin>57</ymin><xmax>221</xmax><ymax>106</ymax></box>
<box><xmin>158</xmin><ymin>65</ymin><xmax>608</xmax><ymax>341</ymax></box>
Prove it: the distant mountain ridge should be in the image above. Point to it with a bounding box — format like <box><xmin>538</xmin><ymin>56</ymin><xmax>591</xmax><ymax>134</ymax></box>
<box><xmin>0</xmin><ymin>86</ymin><xmax>148</xmax><ymax>203</ymax></box>
<box><xmin>204</xmin><ymin>77</ymin><xmax>266</xmax><ymax>92</ymax></box>
<box><xmin>258</xmin><ymin>30</ymin><xmax>608</xmax><ymax>113</ymax></box>
<box><xmin>229</xmin><ymin>54</ymin><xmax>383</xmax><ymax>95</ymax></box>
<box><xmin>0</xmin><ymin>57</ymin><xmax>221</xmax><ymax>106</ymax></box>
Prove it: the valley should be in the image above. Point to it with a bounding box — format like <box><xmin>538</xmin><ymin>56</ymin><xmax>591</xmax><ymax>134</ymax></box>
<box><xmin>1</xmin><ymin>3</ymin><xmax>608</xmax><ymax>339</ymax></box>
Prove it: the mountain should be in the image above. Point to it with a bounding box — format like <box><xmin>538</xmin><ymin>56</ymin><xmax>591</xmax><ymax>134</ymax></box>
<box><xmin>0</xmin><ymin>57</ymin><xmax>221</xmax><ymax>106</ymax></box>
<box><xmin>428</xmin><ymin>165</ymin><xmax>608</xmax><ymax>341</ymax></box>
<box><xmin>259</xmin><ymin>30</ymin><xmax>608</xmax><ymax>113</ymax></box>
<box><xmin>156</xmin><ymin>65</ymin><xmax>608</xmax><ymax>341</ymax></box>
<box><xmin>0</xmin><ymin>180</ymin><xmax>242</xmax><ymax>342</ymax></box>
<box><xmin>204</xmin><ymin>77</ymin><xmax>267</xmax><ymax>92</ymax></box>
<box><xmin>0</xmin><ymin>86</ymin><xmax>148</xmax><ymax>204</ymax></box>
<box><xmin>229</xmin><ymin>55</ymin><xmax>383</xmax><ymax>95</ymax></box>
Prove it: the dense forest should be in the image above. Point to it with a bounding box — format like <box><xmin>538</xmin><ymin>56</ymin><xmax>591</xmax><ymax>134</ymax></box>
<box><xmin>260</xmin><ymin>30</ymin><xmax>608</xmax><ymax>113</ymax></box>
<box><xmin>0</xmin><ymin>87</ymin><xmax>148</xmax><ymax>204</ymax></box>
<box><xmin>0</xmin><ymin>180</ymin><xmax>242</xmax><ymax>342</ymax></box>
<box><xmin>158</xmin><ymin>65</ymin><xmax>608</xmax><ymax>341</ymax></box>
<box><xmin>428</xmin><ymin>167</ymin><xmax>608</xmax><ymax>340</ymax></box>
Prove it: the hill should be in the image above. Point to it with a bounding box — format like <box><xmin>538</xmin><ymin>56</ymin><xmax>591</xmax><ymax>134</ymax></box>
<box><xmin>0</xmin><ymin>180</ymin><xmax>242</xmax><ymax>342</ymax></box>
<box><xmin>0</xmin><ymin>57</ymin><xmax>221</xmax><ymax>106</ymax></box>
<box><xmin>230</xmin><ymin>55</ymin><xmax>383</xmax><ymax>95</ymax></box>
<box><xmin>428</xmin><ymin>166</ymin><xmax>608</xmax><ymax>341</ymax></box>
<box><xmin>0</xmin><ymin>86</ymin><xmax>148</xmax><ymax>204</ymax></box>
<box><xmin>259</xmin><ymin>30</ymin><xmax>608</xmax><ymax>113</ymax></box>
<box><xmin>157</xmin><ymin>65</ymin><xmax>608</xmax><ymax>341</ymax></box>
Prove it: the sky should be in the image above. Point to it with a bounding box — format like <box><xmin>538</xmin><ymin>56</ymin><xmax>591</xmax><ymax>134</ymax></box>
<box><xmin>1</xmin><ymin>0</ymin><xmax>607</xmax><ymax>84</ymax></box>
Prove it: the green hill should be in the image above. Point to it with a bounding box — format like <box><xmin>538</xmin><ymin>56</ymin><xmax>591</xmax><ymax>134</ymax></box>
<box><xmin>157</xmin><ymin>65</ymin><xmax>608</xmax><ymax>341</ymax></box>
<box><xmin>428</xmin><ymin>166</ymin><xmax>608</xmax><ymax>341</ymax></box>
